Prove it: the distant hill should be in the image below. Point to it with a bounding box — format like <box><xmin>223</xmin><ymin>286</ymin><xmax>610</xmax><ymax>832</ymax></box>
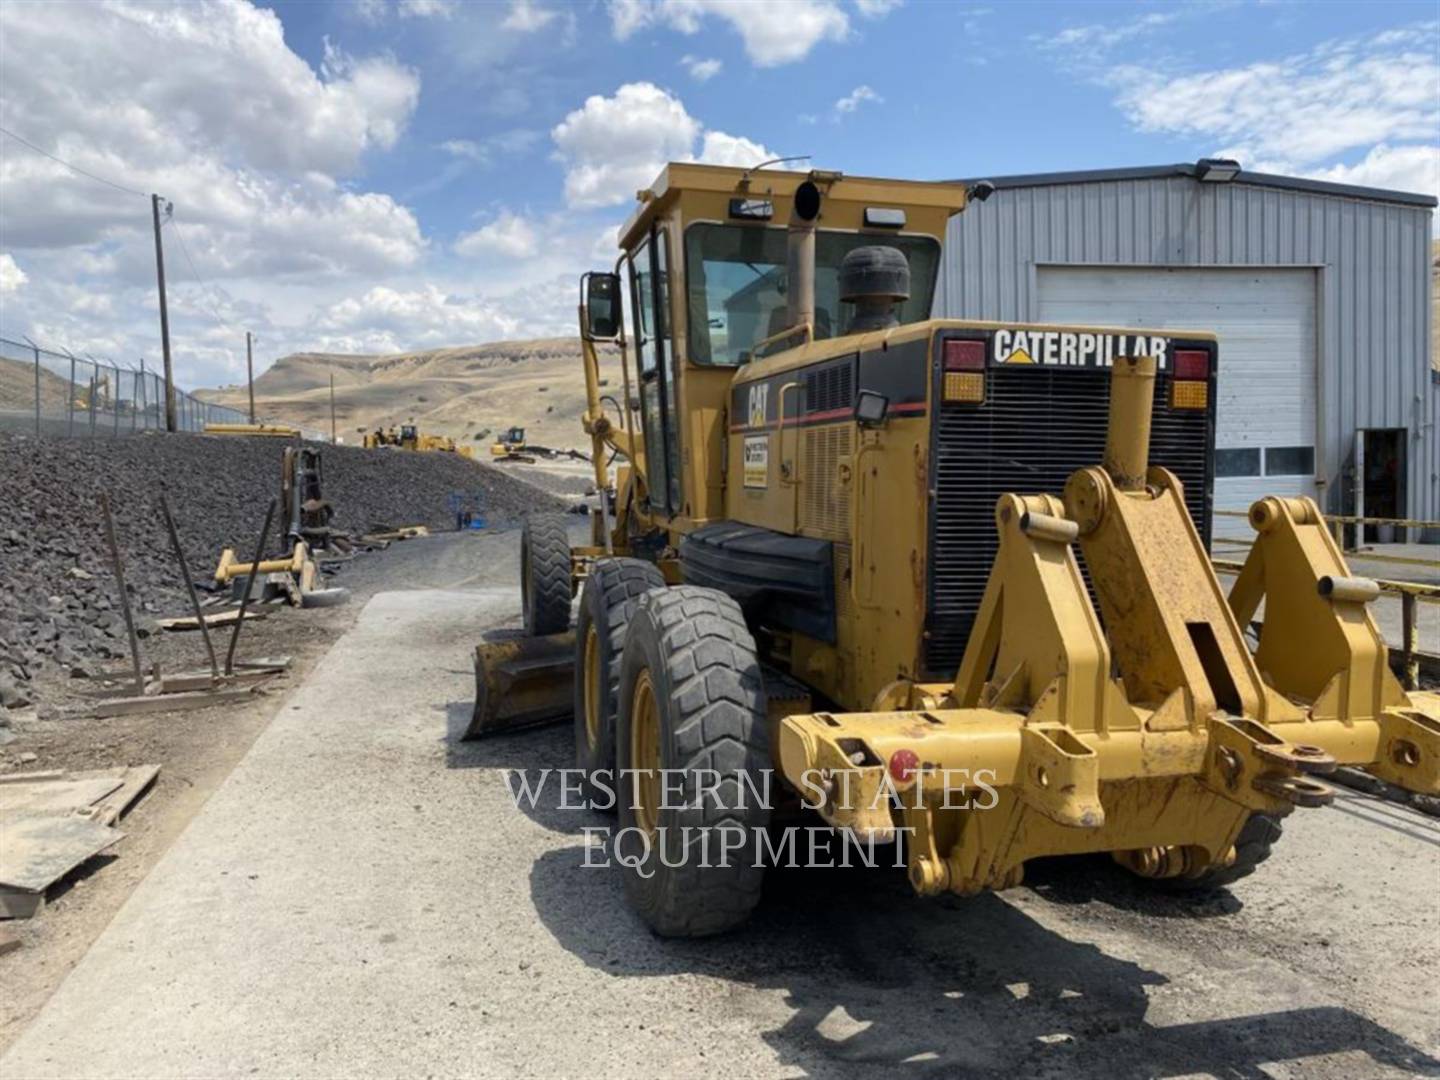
<box><xmin>196</xmin><ymin>337</ymin><xmax>622</xmax><ymax>449</ymax></box>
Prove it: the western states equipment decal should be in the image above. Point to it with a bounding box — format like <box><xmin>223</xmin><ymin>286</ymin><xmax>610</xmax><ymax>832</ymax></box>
<box><xmin>743</xmin><ymin>435</ymin><xmax>769</xmax><ymax>488</ymax></box>
<box><xmin>994</xmin><ymin>329</ymin><xmax>1172</xmax><ymax>369</ymax></box>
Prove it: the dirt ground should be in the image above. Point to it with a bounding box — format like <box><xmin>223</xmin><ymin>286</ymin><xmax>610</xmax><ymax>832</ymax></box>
<box><xmin>0</xmin><ymin>526</ymin><xmax>521</xmax><ymax>1053</ymax></box>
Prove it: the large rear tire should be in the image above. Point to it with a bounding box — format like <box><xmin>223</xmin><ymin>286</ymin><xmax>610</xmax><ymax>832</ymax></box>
<box><xmin>574</xmin><ymin>558</ymin><xmax>666</xmax><ymax>809</ymax></box>
<box><xmin>521</xmin><ymin>515</ymin><xmax>572</xmax><ymax>635</ymax></box>
<box><xmin>615</xmin><ymin>586</ymin><xmax>770</xmax><ymax>937</ymax></box>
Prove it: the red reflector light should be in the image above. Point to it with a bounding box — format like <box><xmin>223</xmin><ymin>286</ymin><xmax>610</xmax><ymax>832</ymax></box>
<box><xmin>889</xmin><ymin>748</ymin><xmax>920</xmax><ymax>783</ymax></box>
<box><xmin>1174</xmin><ymin>349</ymin><xmax>1209</xmax><ymax>380</ymax></box>
<box><xmin>944</xmin><ymin>339</ymin><xmax>986</xmax><ymax>371</ymax></box>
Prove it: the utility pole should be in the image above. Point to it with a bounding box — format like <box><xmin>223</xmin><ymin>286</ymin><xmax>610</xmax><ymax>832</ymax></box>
<box><xmin>151</xmin><ymin>193</ymin><xmax>176</xmax><ymax>432</ymax></box>
<box><xmin>245</xmin><ymin>331</ymin><xmax>255</xmax><ymax>424</ymax></box>
<box><xmin>329</xmin><ymin>371</ymin><xmax>337</xmax><ymax>444</ymax></box>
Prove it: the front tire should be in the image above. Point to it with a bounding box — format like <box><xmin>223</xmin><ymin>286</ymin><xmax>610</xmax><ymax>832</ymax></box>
<box><xmin>521</xmin><ymin>515</ymin><xmax>572</xmax><ymax>635</ymax></box>
<box><xmin>574</xmin><ymin>558</ymin><xmax>666</xmax><ymax>808</ymax></box>
<box><xmin>614</xmin><ymin>586</ymin><xmax>771</xmax><ymax>937</ymax></box>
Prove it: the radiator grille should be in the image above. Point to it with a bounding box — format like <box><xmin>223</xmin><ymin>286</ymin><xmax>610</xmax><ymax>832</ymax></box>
<box><xmin>801</xmin><ymin>425</ymin><xmax>853</xmax><ymax>539</ymax></box>
<box><xmin>804</xmin><ymin>363</ymin><xmax>853</xmax><ymax>414</ymax></box>
<box><xmin>924</xmin><ymin>367</ymin><xmax>1213</xmax><ymax>677</ymax></box>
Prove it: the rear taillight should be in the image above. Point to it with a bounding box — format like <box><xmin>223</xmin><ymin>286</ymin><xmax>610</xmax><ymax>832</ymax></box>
<box><xmin>1170</xmin><ymin>348</ymin><xmax>1210</xmax><ymax>410</ymax></box>
<box><xmin>944</xmin><ymin>339</ymin><xmax>986</xmax><ymax>370</ymax></box>
<box><xmin>943</xmin><ymin>339</ymin><xmax>986</xmax><ymax>403</ymax></box>
<box><xmin>1174</xmin><ymin>349</ymin><xmax>1209</xmax><ymax>380</ymax></box>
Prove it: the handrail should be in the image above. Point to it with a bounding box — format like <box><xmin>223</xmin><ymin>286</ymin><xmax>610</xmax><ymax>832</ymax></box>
<box><xmin>1212</xmin><ymin>534</ymin><xmax>1438</xmax><ymax>570</ymax></box>
<box><xmin>1214</xmin><ymin>507</ymin><xmax>1440</xmax><ymax>530</ymax></box>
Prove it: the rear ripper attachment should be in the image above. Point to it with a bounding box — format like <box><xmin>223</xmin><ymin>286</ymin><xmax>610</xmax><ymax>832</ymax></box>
<box><xmin>777</xmin><ymin>355</ymin><xmax>1440</xmax><ymax>899</ymax></box>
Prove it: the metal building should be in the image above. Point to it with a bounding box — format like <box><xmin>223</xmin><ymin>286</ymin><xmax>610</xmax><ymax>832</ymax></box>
<box><xmin>934</xmin><ymin>162</ymin><xmax>1438</xmax><ymax>537</ymax></box>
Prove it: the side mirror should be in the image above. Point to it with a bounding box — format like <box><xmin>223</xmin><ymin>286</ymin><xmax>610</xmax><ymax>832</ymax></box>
<box><xmin>582</xmin><ymin>272</ymin><xmax>621</xmax><ymax>340</ymax></box>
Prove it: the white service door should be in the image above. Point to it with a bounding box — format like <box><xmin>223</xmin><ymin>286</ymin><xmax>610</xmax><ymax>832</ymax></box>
<box><xmin>1037</xmin><ymin>266</ymin><xmax>1318</xmax><ymax>540</ymax></box>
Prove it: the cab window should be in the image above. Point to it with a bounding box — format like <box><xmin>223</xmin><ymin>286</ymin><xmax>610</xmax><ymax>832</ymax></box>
<box><xmin>683</xmin><ymin>224</ymin><xmax>940</xmax><ymax>366</ymax></box>
<box><xmin>628</xmin><ymin>229</ymin><xmax>681</xmax><ymax>514</ymax></box>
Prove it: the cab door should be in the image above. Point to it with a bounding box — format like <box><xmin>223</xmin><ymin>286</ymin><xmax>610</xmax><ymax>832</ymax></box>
<box><xmin>628</xmin><ymin>226</ymin><xmax>682</xmax><ymax>517</ymax></box>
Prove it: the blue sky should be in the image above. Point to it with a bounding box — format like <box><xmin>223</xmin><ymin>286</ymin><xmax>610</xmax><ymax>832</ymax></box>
<box><xmin>0</xmin><ymin>0</ymin><xmax>1436</xmax><ymax>388</ymax></box>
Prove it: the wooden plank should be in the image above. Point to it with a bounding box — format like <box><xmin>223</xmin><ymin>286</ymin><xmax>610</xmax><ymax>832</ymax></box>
<box><xmin>234</xmin><ymin>655</ymin><xmax>292</xmax><ymax>671</ymax></box>
<box><xmin>82</xmin><ymin>683</ymin><xmax>269</xmax><ymax>719</ymax></box>
<box><xmin>158</xmin><ymin>608</ymin><xmax>267</xmax><ymax>631</ymax></box>
<box><xmin>157</xmin><ymin>671</ymin><xmax>276</xmax><ymax>694</ymax></box>
<box><xmin>82</xmin><ymin>765</ymin><xmax>160</xmax><ymax>827</ymax></box>
<box><xmin>0</xmin><ymin>816</ymin><xmax>123</xmax><ymax>893</ymax></box>
<box><xmin>0</xmin><ymin>889</ymin><xmax>44</xmax><ymax>920</ymax></box>
<box><xmin>0</xmin><ymin>771</ymin><xmax>65</xmax><ymax>786</ymax></box>
<box><xmin>0</xmin><ymin>777</ymin><xmax>122</xmax><ymax>818</ymax></box>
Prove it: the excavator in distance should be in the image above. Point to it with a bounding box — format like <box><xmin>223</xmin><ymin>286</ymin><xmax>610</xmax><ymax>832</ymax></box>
<box><xmin>468</xmin><ymin>162</ymin><xmax>1440</xmax><ymax>937</ymax></box>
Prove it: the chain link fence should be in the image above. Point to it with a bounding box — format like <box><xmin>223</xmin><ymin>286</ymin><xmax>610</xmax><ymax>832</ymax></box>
<box><xmin>0</xmin><ymin>334</ymin><xmax>250</xmax><ymax>437</ymax></box>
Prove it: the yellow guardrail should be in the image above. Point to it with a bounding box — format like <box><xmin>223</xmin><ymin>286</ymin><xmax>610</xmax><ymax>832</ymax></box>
<box><xmin>1213</xmin><ymin>509</ymin><xmax>1439</xmax><ymax>571</ymax></box>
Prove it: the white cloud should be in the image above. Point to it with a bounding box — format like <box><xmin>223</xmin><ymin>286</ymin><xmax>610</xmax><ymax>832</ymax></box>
<box><xmin>697</xmin><ymin>132</ymin><xmax>771</xmax><ymax>168</ymax></box>
<box><xmin>1303</xmin><ymin>144</ymin><xmax>1440</xmax><ymax>202</ymax></box>
<box><xmin>310</xmin><ymin>277</ymin><xmax>575</xmax><ymax>354</ymax></box>
<box><xmin>854</xmin><ymin>0</ymin><xmax>901</xmax><ymax>16</ymax></box>
<box><xmin>1036</xmin><ymin>9</ymin><xmax>1187</xmax><ymax>51</ymax></box>
<box><xmin>0</xmin><ymin>0</ymin><xmax>438</xmax><ymax>385</ymax></box>
<box><xmin>835</xmin><ymin>84</ymin><xmax>882</xmax><ymax>115</ymax></box>
<box><xmin>439</xmin><ymin>130</ymin><xmax>540</xmax><ymax>166</ymax></box>
<box><xmin>501</xmin><ymin>0</ymin><xmax>557</xmax><ymax>32</ymax></box>
<box><xmin>356</xmin><ymin>0</ymin><xmax>455</xmax><ymax>20</ymax></box>
<box><xmin>398</xmin><ymin>0</ymin><xmax>456</xmax><ymax>16</ymax></box>
<box><xmin>0</xmin><ymin>253</ymin><xmax>27</xmax><ymax>293</ymax></box>
<box><xmin>551</xmin><ymin>82</ymin><xmax>773</xmax><ymax>208</ymax></box>
<box><xmin>1104</xmin><ymin>24</ymin><xmax>1440</xmax><ymax>210</ymax></box>
<box><xmin>455</xmin><ymin>211</ymin><xmax>541</xmax><ymax>259</ymax></box>
<box><xmin>1112</xmin><ymin>28</ymin><xmax>1438</xmax><ymax>165</ymax></box>
<box><xmin>680</xmin><ymin>54</ymin><xmax>723</xmax><ymax>81</ymax></box>
<box><xmin>609</xmin><ymin>0</ymin><xmax>852</xmax><ymax>67</ymax></box>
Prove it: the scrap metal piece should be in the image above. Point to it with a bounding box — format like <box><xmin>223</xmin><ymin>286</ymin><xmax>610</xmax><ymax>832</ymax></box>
<box><xmin>159</xmin><ymin>489</ymin><xmax>217</xmax><ymax>678</ymax></box>
<box><xmin>226</xmin><ymin>499</ymin><xmax>276</xmax><ymax>676</ymax></box>
<box><xmin>99</xmin><ymin>492</ymin><xmax>145</xmax><ymax>693</ymax></box>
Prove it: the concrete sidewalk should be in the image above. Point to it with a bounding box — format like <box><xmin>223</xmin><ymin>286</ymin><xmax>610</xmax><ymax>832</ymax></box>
<box><xmin>0</xmin><ymin>588</ymin><xmax>546</xmax><ymax>1077</ymax></box>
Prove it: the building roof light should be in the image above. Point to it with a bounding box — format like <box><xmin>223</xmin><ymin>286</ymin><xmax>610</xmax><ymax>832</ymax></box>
<box><xmin>1196</xmin><ymin>158</ymin><xmax>1242</xmax><ymax>182</ymax></box>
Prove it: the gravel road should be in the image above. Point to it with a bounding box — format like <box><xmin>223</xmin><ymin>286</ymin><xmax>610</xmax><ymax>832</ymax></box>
<box><xmin>2</xmin><ymin>530</ymin><xmax>1437</xmax><ymax>1079</ymax></box>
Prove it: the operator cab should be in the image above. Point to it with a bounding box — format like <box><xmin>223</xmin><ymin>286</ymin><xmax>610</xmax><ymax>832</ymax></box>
<box><xmin>581</xmin><ymin>163</ymin><xmax>969</xmax><ymax>530</ymax></box>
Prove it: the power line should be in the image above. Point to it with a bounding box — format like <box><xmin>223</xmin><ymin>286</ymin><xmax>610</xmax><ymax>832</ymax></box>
<box><xmin>168</xmin><ymin>210</ymin><xmax>235</xmax><ymax>333</ymax></box>
<box><xmin>0</xmin><ymin>124</ymin><xmax>149</xmax><ymax>197</ymax></box>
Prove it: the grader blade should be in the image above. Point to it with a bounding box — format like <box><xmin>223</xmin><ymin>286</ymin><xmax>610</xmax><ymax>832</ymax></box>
<box><xmin>465</xmin><ymin>632</ymin><xmax>574</xmax><ymax>740</ymax></box>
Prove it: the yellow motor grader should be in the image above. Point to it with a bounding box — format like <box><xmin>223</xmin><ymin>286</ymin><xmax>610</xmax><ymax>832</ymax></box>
<box><xmin>470</xmin><ymin>162</ymin><xmax>1439</xmax><ymax>937</ymax></box>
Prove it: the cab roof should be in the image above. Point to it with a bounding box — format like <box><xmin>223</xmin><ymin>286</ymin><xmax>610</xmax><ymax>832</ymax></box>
<box><xmin>618</xmin><ymin>162</ymin><xmax>971</xmax><ymax>250</ymax></box>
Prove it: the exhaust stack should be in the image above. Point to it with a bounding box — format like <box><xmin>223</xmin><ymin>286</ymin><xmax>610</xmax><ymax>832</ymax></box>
<box><xmin>1103</xmin><ymin>355</ymin><xmax>1157</xmax><ymax>492</ymax></box>
<box><xmin>786</xmin><ymin>180</ymin><xmax>822</xmax><ymax>335</ymax></box>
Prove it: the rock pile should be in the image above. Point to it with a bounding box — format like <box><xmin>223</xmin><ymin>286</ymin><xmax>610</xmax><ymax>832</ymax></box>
<box><xmin>0</xmin><ymin>431</ymin><xmax>565</xmax><ymax>704</ymax></box>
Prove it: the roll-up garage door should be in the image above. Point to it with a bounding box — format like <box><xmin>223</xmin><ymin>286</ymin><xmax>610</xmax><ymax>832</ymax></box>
<box><xmin>1037</xmin><ymin>265</ymin><xmax>1317</xmax><ymax>540</ymax></box>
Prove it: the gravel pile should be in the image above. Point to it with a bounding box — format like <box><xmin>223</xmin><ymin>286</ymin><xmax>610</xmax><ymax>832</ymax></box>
<box><xmin>0</xmin><ymin>431</ymin><xmax>565</xmax><ymax>707</ymax></box>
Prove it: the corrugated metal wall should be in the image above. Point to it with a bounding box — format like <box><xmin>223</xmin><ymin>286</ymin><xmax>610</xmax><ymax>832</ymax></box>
<box><xmin>933</xmin><ymin>175</ymin><xmax>1438</xmax><ymax>524</ymax></box>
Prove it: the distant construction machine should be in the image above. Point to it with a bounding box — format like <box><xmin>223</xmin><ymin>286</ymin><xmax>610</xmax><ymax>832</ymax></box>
<box><xmin>364</xmin><ymin>423</ymin><xmax>473</xmax><ymax>458</ymax></box>
<box><xmin>489</xmin><ymin>425</ymin><xmax>532</xmax><ymax>462</ymax></box>
<box><xmin>469</xmin><ymin>163</ymin><xmax>1439</xmax><ymax>937</ymax></box>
